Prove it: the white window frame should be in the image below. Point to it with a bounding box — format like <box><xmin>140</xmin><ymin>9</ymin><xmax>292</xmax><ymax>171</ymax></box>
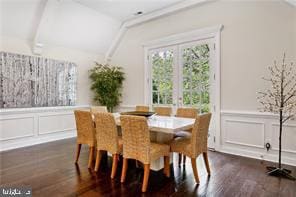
<box><xmin>143</xmin><ymin>25</ymin><xmax>223</xmax><ymax>150</ymax></box>
<box><xmin>147</xmin><ymin>46</ymin><xmax>177</xmax><ymax>107</ymax></box>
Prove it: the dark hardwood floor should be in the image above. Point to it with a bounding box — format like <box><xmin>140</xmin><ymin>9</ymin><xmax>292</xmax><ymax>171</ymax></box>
<box><xmin>0</xmin><ymin>138</ymin><xmax>295</xmax><ymax>197</ymax></box>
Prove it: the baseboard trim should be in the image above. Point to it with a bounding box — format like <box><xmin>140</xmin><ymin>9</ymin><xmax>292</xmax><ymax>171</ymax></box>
<box><xmin>218</xmin><ymin>146</ymin><xmax>296</xmax><ymax>167</ymax></box>
<box><xmin>0</xmin><ymin>131</ymin><xmax>76</xmax><ymax>152</ymax></box>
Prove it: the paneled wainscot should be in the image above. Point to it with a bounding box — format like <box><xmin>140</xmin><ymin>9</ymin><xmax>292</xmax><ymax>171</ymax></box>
<box><xmin>220</xmin><ymin>111</ymin><xmax>296</xmax><ymax>166</ymax></box>
<box><xmin>0</xmin><ymin>106</ymin><xmax>88</xmax><ymax>151</ymax></box>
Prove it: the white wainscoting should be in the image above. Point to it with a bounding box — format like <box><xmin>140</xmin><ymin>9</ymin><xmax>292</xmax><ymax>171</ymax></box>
<box><xmin>38</xmin><ymin>113</ymin><xmax>76</xmax><ymax>135</ymax></box>
<box><xmin>117</xmin><ymin>105</ymin><xmax>296</xmax><ymax>166</ymax></box>
<box><xmin>2</xmin><ymin>105</ymin><xmax>295</xmax><ymax>167</ymax></box>
<box><xmin>0</xmin><ymin>105</ymin><xmax>89</xmax><ymax>152</ymax></box>
<box><xmin>220</xmin><ymin>111</ymin><xmax>296</xmax><ymax>166</ymax></box>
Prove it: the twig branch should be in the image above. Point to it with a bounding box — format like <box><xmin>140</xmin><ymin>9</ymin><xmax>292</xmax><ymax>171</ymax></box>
<box><xmin>283</xmin><ymin>114</ymin><xmax>294</xmax><ymax>123</ymax></box>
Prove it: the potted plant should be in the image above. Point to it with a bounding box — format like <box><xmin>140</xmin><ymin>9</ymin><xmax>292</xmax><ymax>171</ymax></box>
<box><xmin>89</xmin><ymin>63</ymin><xmax>125</xmax><ymax>112</ymax></box>
<box><xmin>257</xmin><ymin>54</ymin><xmax>296</xmax><ymax>180</ymax></box>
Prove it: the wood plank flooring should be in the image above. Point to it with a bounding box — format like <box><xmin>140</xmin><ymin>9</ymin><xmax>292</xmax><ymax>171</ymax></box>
<box><xmin>0</xmin><ymin>138</ymin><xmax>295</xmax><ymax>196</ymax></box>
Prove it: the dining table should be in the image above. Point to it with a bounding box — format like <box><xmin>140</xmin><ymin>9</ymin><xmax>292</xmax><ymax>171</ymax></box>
<box><xmin>112</xmin><ymin>113</ymin><xmax>195</xmax><ymax>171</ymax></box>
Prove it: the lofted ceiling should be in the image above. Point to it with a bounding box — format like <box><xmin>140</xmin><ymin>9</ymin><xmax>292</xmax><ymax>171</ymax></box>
<box><xmin>75</xmin><ymin>0</ymin><xmax>184</xmax><ymax>22</ymax></box>
<box><xmin>0</xmin><ymin>0</ymin><xmax>121</xmax><ymax>54</ymax></box>
<box><xmin>1</xmin><ymin>0</ymin><xmax>293</xmax><ymax>57</ymax></box>
<box><xmin>44</xmin><ymin>1</ymin><xmax>121</xmax><ymax>54</ymax></box>
<box><xmin>0</xmin><ymin>0</ymin><xmax>46</xmax><ymax>41</ymax></box>
<box><xmin>0</xmin><ymin>0</ymin><xmax>185</xmax><ymax>55</ymax></box>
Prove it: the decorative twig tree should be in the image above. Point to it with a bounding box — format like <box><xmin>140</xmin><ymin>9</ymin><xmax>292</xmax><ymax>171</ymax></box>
<box><xmin>257</xmin><ymin>54</ymin><xmax>296</xmax><ymax>180</ymax></box>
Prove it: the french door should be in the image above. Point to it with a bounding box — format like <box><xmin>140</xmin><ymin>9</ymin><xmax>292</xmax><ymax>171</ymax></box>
<box><xmin>147</xmin><ymin>39</ymin><xmax>216</xmax><ymax>149</ymax></box>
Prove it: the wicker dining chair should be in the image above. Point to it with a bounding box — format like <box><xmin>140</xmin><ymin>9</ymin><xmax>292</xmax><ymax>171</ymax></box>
<box><xmin>135</xmin><ymin>105</ymin><xmax>149</xmax><ymax>112</ymax></box>
<box><xmin>170</xmin><ymin>113</ymin><xmax>212</xmax><ymax>184</ymax></box>
<box><xmin>175</xmin><ymin>107</ymin><xmax>198</xmax><ymax>165</ymax></box>
<box><xmin>74</xmin><ymin>110</ymin><xmax>96</xmax><ymax>168</ymax></box>
<box><xmin>94</xmin><ymin>112</ymin><xmax>123</xmax><ymax>179</ymax></box>
<box><xmin>154</xmin><ymin>106</ymin><xmax>172</xmax><ymax>116</ymax></box>
<box><xmin>90</xmin><ymin>106</ymin><xmax>108</xmax><ymax>114</ymax></box>
<box><xmin>176</xmin><ymin>107</ymin><xmax>198</xmax><ymax>119</ymax></box>
<box><xmin>120</xmin><ymin>115</ymin><xmax>170</xmax><ymax>192</ymax></box>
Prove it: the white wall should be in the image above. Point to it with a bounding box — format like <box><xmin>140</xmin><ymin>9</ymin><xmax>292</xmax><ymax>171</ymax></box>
<box><xmin>111</xmin><ymin>1</ymin><xmax>296</xmax><ymax>111</ymax></box>
<box><xmin>111</xmin><ymin>1</ymin><xmax>296</xmax><ymax>165</ymax></box>
<box><xmin>0</xmin><ymin>37</ymin><xmax>99</xmax><ymax>151</ymax></box>
<box><xmin>294</xmin><ymin>10</ymin><xmax>296</xmax><ymax>54</ymax></box>
<box><xmin>0</xmin><ymin>36</ymin><xmax>103</xmax><ymax>105</ymax></box>
<box><xmin>0</xmin><ymin>0</ymin><xmax>112</xmax><ymax>151</ymax></box>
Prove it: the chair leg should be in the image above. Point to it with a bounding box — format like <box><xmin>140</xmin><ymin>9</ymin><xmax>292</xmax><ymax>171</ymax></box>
<box><xmin>75</xmin><ymin>144</ymin><xmax>81</xmax><ymax>163</ymax></box>
<box><xmin>183</xmin><ymin>155</ymin><xmax>186</xmax><ymax>165</ymax></box>
<box><xmin>203</xmin><ymin>152</ymin><xmax>211</xmax><ymax>175</ymax></box>
<box><xmin>121</xmin><ymin>158</ymin><xmax>128</xmax><ymax>183</ymax></box>
<box><xmin>88</xmin><ymin>146</ymin><xmax>94</xmax><ymax>169</ymax></box>
<box><xmin>111</xmin><ymin>154</ymin><xmax>119</xmax><ymax>179</ymax></box>
<box><xmin>164</xmin><ymin>156</ymin><xmax>170</xmax><ymax>177</ymax></box>
<box><xmin>191</xmin><ymin>158</ymin><xmax>200</xmax><ymax>184</ymax></box>
<box><xmin>142</xmin><ymin>164</ymin><xmax>150</xmax><ymax>192</ymax></box>
<box><xmin>94</xmin><ymin>150</ymin><xmax>102</xmax><ymax>172</ymax></box>
<box><xmin>178</xmin><ymin>153</ymin><xmax>182</xmax><ymax>166</ymax></box>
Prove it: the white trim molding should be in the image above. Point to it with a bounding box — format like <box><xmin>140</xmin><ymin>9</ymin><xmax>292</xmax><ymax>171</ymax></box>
<box><xmin>142</xmin><ymin>25</ymin><xmax>223</xmax><ymax>48</ymax></box>
<box><xmin>0</xmin><ymin>105</ymin><xmax>89</xmax><ymax>152</ymax></box>
<box><xmin>0</xmin><ymin>116</ymin><xmax>36</xmax><ymax>141</ymax></box>
<box><xmin>285</xmin><ymin>0</ymin><xmax>296</xmax><ymax>7</ymax></box>
<box><xmin>270</xmin><ymin>123</ymin><xmax>296</xmax><ymax>154</ymax></box>
<box><xmin>0</xmin><ymin>105</ymin><xmax>89</xmax><ymax>115</ymax></box>
<box><xmin>0</xmin><ymin>131</ymin><xmax>76</xmax><ymax>152</ymax></box>
<box><xmin>221</xmin><ymin>110</ymin><xmax>279</xmax><ymax>119</ymax></box>
<box><xmin>114</xmin><ymin>107</ymin><xmax>296</xmax><ymax>166</ymax></box>
<box><xmin>220</xmin><ymin>110</ymin><xmax>296</xmax><ymax>166</ymax></box>
<box><xmin>105</xmin><ymin>24</ymin><xmax>128</xmax><ymax>62</ymax></box>
<box><xmin>32</xmin><ymin>0</ymin><xmax>62</xmax><ymax>55</ymax></box>
<box><xmin>224</xmin><ymin>119</ymin><xmax>265</xmax><ymax>149</ymax></box>
<box><xmin>124</xmin><ymin>0</ymin><xmax>210</xmax><ymax>28</ymax></box>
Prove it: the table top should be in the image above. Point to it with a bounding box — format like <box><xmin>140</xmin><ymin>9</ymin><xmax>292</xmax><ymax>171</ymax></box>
<box><xmin>113</xmin><ymin>113</ymin><xmax>195</xmax><ymax>134</ymax></box>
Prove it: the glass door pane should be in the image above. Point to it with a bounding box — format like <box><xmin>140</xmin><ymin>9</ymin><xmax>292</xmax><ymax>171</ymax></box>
<box><xmin>179</xmin><ymin>41</ymin><xmax>215</xmax><ymax>149</ymax></box>
<box><xmin>147</xmin><ymin>39</ymin><xmax>216</xmax><ymax>149</ymax></box>
<box><xmin>180</xmin><ymin>43</ymin><xmax>210</xmax><ymax>113</ymax></box>
<box><xmin>149</xmin><ymin>43</ymin><xmax>212</xmax><ymax>111</ymax></box>
<box><xmin>150</xmin><ymin>48</ymin><xmax>175</xmax><ymax>106</ymax></box>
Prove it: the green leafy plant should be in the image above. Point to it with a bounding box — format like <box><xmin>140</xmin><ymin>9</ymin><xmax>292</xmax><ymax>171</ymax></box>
<box><xmin>89</xmin><ymin>63</ymin><xmax>125</xmax><ymax>112</ymax></box>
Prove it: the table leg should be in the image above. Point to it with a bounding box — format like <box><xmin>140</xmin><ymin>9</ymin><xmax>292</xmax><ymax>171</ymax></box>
<box><xmin>150</xmin><ymin>132</ymin><xmax>174</xmax><ymax>171</ymax></box>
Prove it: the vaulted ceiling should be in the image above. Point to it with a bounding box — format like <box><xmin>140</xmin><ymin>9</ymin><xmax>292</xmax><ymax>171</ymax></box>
<box><xmin>0</xmin><ymin>0</ymin><xmax>184</xmax><ymax>55</ymax></box>
<box><xmin>0</xmin><ymin>0</ymin><xmax>295</xmax><ymax>58</ymax></box>
<box><xmin>74</xmin><ymin>0</ymin><xmax>184</xmax><ymax>22</ymax></box>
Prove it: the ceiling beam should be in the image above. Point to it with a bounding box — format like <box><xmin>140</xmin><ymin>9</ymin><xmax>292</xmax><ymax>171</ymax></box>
<box><xmin>105</xmin><ymin>24</ymin><xmax>127</xmax><ymax>63</ymax></box>
<box><xmin>32</xmin><ymin>0</ymin><xmax>61</xmax><ymax>55</ymax></box>
<box><xmin>105</xmin><ymin>0</ymin><xmax>211</xmax><ymax>62</ymax></box>
<box><xmin>124</xmin><ymin>0</ymin><xmax>209</xmax><ymax>28</ymax></box>
<box><xmin>285</xmin><ymin>0</ymin><xmax>296</xmax><ymax>7</ymax></box>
